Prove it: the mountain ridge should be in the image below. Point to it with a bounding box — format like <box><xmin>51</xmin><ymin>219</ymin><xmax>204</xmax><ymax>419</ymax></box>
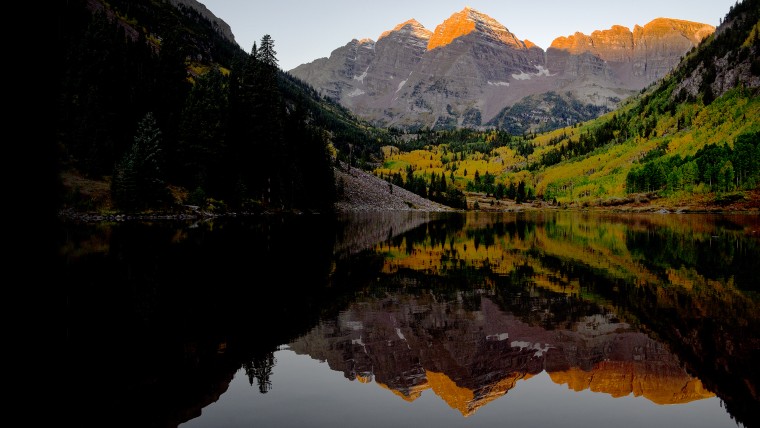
<box><xmin>290</xmin><ymin>7</ymin><xmax>714</xmax><ymax>133</ymax></box>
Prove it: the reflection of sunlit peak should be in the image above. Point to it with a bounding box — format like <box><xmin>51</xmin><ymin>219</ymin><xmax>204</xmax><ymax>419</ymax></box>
<box><xmin>426</xmin><ymin>371</ymin><xmax>475</xmax><ymax>416</ymax></box>
<box><xmin>376</xmin><ymin>381</ymin><xmax>425</xmax><ymax>402</ymax></box>
<box><xmin>356</xmin><ymin>373</ymin><xmax>373</xmax><ymax>384</ymax></box>
<box><xmin>427</xmin><ymin>370</ymin><xmax>530</xmax><ymax>416</ymax></box>
<box><xmin>548</xmin><ymin>364</ymin><xmax>715</xmax><ymax>405</ymax></box>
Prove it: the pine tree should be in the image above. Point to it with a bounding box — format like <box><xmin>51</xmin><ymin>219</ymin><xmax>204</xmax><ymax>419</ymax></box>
<box><xmin>112</xmin><ymin>112</ymin><xmax>168</xmax><ymax>210</ymax></box>
<box><xmin>257</xmin><ymin>35</ymin><xmax>278</xmax><ymax>68</ymax></box>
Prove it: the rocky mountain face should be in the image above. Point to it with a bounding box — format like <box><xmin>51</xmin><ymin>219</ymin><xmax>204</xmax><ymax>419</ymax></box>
<box><xmin>169</xmin><ymin>0</ymin><xmax>237</xmax><ymax>45</ymax></box>
<box><xmin>546</xmin><ymin>18</ymin><xmax>716</xmax><ymax>87</ymax></box>
<box><xmin>289</xmin><ymin>7</ymin><xmax>714</xmax><ymax>133</ymax></box>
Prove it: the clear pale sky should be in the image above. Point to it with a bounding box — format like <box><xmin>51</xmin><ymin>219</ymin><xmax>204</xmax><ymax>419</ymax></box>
<box><xmin>199</xmin><ymin>0</ymin><xmax>738</xmax><ymax>72</ymax></box>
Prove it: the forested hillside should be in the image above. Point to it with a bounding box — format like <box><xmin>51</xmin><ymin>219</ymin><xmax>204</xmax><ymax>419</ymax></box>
<box><xmin>57</xmin><ymin>0</ymin><xmax>391</xmax><ymax>214</ymax></box>
<box><xmin>374</xmin><ymin>0</ymin><xmax>760</xmax><ymax>211</ymax></box>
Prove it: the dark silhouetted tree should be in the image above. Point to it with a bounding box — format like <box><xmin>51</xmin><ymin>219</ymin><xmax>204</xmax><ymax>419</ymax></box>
<box><xmin>112</xmin><ymin>112</ymin><xmax>168</xmax><ymax>209</ymax></box>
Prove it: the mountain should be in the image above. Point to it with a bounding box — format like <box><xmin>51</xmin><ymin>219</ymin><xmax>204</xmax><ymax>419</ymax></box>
<box><xmin>368</xmin><ymin>0</ymin><xmax>759</xmax><ymax>212</ymax></box>
<box><xmin>290</xmin><ymin>8</ymin><xmax>714</xmax><ymax>133</ymax></box>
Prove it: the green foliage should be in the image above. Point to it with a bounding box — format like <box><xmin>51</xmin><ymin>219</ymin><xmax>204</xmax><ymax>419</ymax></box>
<box><xmin>397</xmin><ymin>128</ymin><xmax>513</xmax><ymax>153</ymax></box>
<box><xmin>187</xmin><ymin>186</ymin><xmax>207</xmax><ymax>206</ymax></box>
<box><xmin>535</xmin><ymin>112</ymin><xmax>632</xmax><ymax>169</ymax></box>
<box><xmin>258</xmin><ymin>35</ymin><xmax>278</xmax><ymax>68</ymax></box>
<box><xmin>112</xmin><ymin>112</ymin><xmax>169</xmax><ymax>210</ymax></box>
<box><xmin>626</xmin><ymin>131</ymin><xmax>760</xmax><ymax>194</ymax></box>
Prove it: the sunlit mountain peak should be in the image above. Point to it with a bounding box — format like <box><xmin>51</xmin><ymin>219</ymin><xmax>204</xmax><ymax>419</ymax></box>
<box><xmin>427</xmin><ymin>7</ymin><xmax>525</xmax><ymax>51</ymax></box>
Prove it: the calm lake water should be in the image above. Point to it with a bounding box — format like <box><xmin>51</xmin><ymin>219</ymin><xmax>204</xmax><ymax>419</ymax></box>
<box><xmin>62</xmin><ymin>211</ymin><xmax>760</xmax><ymax>428</ymax></box>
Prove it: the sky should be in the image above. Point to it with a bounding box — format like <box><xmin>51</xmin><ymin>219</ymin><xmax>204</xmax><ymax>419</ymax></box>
<box><xmin>199</xmin><ymin>0</ymin><xmax>738</xmax><ymax>72</ymax></box>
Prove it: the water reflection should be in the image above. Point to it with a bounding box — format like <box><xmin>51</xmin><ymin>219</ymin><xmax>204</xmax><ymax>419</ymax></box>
<box><xmin>290</xmin><ymin>291</ymin><xmax>713</xmax><ymax>417</ymax></box>
<box><xmin>62</xmin><ymin>212</ymin><xmax>760</xmax><ymax>428</ymax></box>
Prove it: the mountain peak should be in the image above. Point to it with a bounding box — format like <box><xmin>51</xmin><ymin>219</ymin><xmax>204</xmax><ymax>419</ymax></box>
<box><xmin>427</xmin><ymin>7</ymin><xmax>524</xmax><ymax>50</ymax></box>
<box><xmin>635</xmin><ymin>17</ymin><xmax>715</xmax><ymax>43</ymax></box>
<box><xmin>378</xmin><ymin>18</ymin><xmax>432</xmax><ymax>41</ymax></box>
<box><xmin>548</xmin><ymin>17</ymin><xmax>713</xmax><ymax>55</ymax></box>
<box><xmin>523</xmin><ymin>39</ymin><xmax>540</xmax><ymax>49</ymax></box>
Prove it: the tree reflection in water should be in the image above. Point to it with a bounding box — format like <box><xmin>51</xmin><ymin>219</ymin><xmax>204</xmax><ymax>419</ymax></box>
<box><xmin>244</xmin><ymin>352</ymin><xmax>276</xmax><ymax>394</ymax></box>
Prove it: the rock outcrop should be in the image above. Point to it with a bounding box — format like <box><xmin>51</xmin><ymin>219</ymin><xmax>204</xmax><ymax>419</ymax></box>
<box><xmin>632</xmin><ymin>18</ymin><xmax>715</xmax><ymax>82</ymax></box>
<box><xmin>289</xmin><ymin>8</ymin><xmax>714</xmax><ymax>133</ymax></box>
<box><xmin>168</xmin><ymin>0</ymin><xmax>237</xmax><ymax>45</ymax></box>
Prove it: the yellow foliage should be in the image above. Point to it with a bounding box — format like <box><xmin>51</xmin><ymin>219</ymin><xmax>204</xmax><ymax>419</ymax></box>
<box><xmin>371</xmin><ymin>90</ymin><xmax>758</xmax><ymax>204</ymax></box>
<box><xmin>667</xmin><ymin>133</ymin><xmax>694</xmax><ymax>154</ymax></box>
<box><xmin>742</xmin><ymin>22</ymin><xmax>760</xmax><ymax>48</ymax></box>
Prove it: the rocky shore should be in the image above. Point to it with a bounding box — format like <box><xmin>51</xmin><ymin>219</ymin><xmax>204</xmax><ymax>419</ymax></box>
<box><xmin>333</xmin><ymin>163</ymin><xmax>455</xmax><ymax>213</ymax></box>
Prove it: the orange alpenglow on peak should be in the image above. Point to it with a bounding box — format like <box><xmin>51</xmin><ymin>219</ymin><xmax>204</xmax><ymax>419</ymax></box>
<box><xmin>550</xmin><ymin>18</ymin><xmax>715</xmax><ymax>55</ymax></box>
<box><xmin>549</xmin><ymin>25</ymin><xmax>633</xmax><ymax>52</ymax></box>
<box><xmin>378</xmin><ymin>18</ymin><xmax>433</xmax><ymax>41</ymax></box>
<box><xmin>427</xmin><ymin>7</ymin><xmax>524</xmax><ymax>51</ymax></box>
<box><xmin>634</xmin><ymin>17</ymin><xmax>715</xmax><ymax>42</ymax></box>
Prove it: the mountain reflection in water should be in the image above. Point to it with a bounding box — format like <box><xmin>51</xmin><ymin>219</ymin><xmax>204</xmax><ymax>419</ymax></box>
<box><xmin>63</xmin><ymin>211</ymin><xmax>760</xmax><ymax>428</ymax></box>
<box><xmin>290</xmin><ymin>291</ymin><xmax>713</xmax><ymax>417</ymax></box>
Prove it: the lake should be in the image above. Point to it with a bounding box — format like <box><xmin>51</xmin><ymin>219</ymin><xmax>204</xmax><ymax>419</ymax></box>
<box><xmin>62</xmin><ymin>211</ymin><xmax>760</xmax><ymax>428</ymax></box>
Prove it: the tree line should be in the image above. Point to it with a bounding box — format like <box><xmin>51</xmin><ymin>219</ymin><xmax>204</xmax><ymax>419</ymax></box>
<box><xmin>466</xmin><ymin>171</ymin><xmax>535</xmax><ymax>203</ymax></box>
<box><xmin>379</xmin><ymin>165</ymin><xmax>467</xmax><ymax>209</ymax></box>
<box><xmin>626</xmin><ymin>131</ymin><xmax>760</xmax><ymax>194</ymax></box>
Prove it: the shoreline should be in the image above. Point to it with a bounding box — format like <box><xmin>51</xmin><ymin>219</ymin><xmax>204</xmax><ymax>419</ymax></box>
<box><xmin>57</xmin><ymin>204</ymin><xmax>759</xmax><ymax>223</ymax></box>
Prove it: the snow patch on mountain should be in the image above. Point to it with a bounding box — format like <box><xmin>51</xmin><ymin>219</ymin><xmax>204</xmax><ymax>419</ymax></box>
<box><xmin>353</xmin><ymin>67</ymin><xmax>369</xmax><ymax>83</ymax></box>
<box><xmin>512</xmin><ymin>65</ymin><xmax>554</xmax><ymax>80</ymax></box>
